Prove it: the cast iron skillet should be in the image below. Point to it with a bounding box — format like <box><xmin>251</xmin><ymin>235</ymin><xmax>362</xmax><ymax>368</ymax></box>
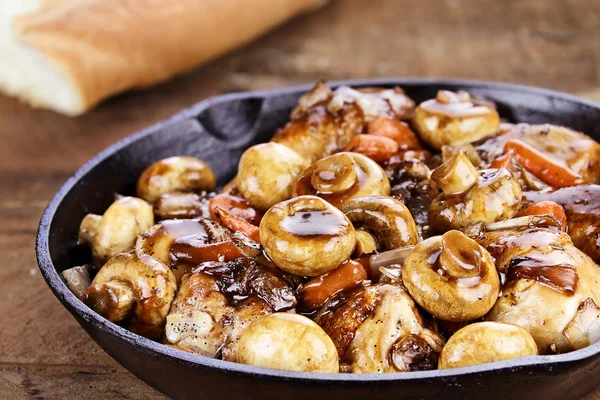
<box><xmin>36</xmin><ymin>79</ymin><xmax>600</xmax><ymax>400</ymax></box>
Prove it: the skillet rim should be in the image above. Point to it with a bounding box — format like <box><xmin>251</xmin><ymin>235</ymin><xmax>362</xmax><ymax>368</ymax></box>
<box><xmin>36</xmin><ymin>77</ymin><xmax>600</xmax><ymax>382</ymax></box>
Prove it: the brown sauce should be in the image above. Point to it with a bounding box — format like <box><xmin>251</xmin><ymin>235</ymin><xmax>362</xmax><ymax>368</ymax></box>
<box><xmin>507</xmin><ymin>253</ymin><xmax>578</xmax><ymax>295</ymax></box>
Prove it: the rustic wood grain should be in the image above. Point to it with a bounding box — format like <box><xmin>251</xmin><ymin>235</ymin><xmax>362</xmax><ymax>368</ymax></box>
<box><xmin>0</xmin><ymin>0</ymin><xmax>599</xmax><ymax>398</ymax></box>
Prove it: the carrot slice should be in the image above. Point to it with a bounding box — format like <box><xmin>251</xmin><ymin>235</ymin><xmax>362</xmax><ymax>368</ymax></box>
<box><xmin>504</xmin><ymin>139</ymin><xmax>584</xmax><ymax>188</ymax></box>
<box><xmin>213</xmin><ymin>206</ymin><xmax>261</xmax><ymax>243</ymax></box>
<box><xmin>368</xmin><ymin>117</ymin><xmax>422</xmax><ymax>150</ymax></box>
<box><xmin>209</xmin><ymin>193</ymin><xmax>263</xmax><ymax>226</ymax></box>
<box><xmin>344</xmin><ymin>134</ymin><xmax>398</xmax><ymax>162</ymax></box>
<box><xmin>490</xmin><ymin>150</ymin><xmax>516</xmax><ymax>170</ymax></box>
<box><xmin>171</xmin><ymin>237</ymin><xmax>244</xmax><ymax>264</ymax></box>
<box><xmin>518</xmin><ymin>201</ymin><xmax>567</xmax><ymax>231</ymax></box>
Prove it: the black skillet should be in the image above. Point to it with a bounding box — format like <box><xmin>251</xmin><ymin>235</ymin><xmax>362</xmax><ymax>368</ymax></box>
<box><xmin>36</xmin><ymin>79</ymin><xmax>600</xmax><ymax>400</ymax></box>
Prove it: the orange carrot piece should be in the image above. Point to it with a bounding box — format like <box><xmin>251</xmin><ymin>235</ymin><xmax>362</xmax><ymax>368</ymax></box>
<box><xmin>209</xmin><ymin>193</ymin><xmax>263</xmax><ymax>226</ymax></box>
<box><xmin>368</xmin><ymin>117</ymin><xmax>422</xmax><ymax>150</ymax></box>
<box><xmin>504</xmin><ymin>139</ymin><xmax>584</xmax><ymax>188</ymax></box>
<box><xmin>213</xmin><ymin>206</ymin><xmax>261</xmax><ymax>242</ymax></box>
<box><xmin>518</xmin><ymin>201</ymin><xmax>567</xmax><ymax>231</ymax></box>
<box><xmin>344</xmin><ymin>134</ymin><xmax>398</xmax><ymax>162</ymax></box>
<box><xmin>490</xmin><ymin>150</ymin><xmax>516</xmax><ymax>170</ymax></box>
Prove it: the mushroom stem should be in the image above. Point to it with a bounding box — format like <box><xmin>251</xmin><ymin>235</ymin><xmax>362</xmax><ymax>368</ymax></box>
<box><xmin>430</xmin><ymin>151</ymin><xmax>479</xmax><ymax>195</ymax></box>
<box><xmin>61</xmin><ymin>265</ymin><xmax>92</xmax><ymax>300</ymax></box>
<box><xmin>78</xmin><ymin>214</ymin><xmax>101</xmax><ymax>246</ymax></box>
<box><xmin>483</xmin><ymin>215</ymin><xmax>560</xmax><ymax>232</ymax></box>
<box><xmin>439</xmin><ymin>231</ymin><xmax>482</xmax><ymax>279</ymax></box>
<box><xmin>310</xmin><ymin>153</ymin><xmax>357</xmax><ymax>193</ymax></box>
<box><xmin>85</xmin><ymin>281</ymin><xmax>135</xmax><ymax>322</ymax></box>
<box><xmin>354</xmin><ymin>229</ymin><xmax>378</xmax><ymax>257</ymax></box>
<box><xmin>370</xmin><ymin>245</ymin><xmax>415</xmax><ymax>269</ymax></box>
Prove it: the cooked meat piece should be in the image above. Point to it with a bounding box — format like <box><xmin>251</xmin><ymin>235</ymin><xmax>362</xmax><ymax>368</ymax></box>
<box><xmin>523</xmin><ymin>185</ymin><xmax>600</xmax><ymax>262</ymax></box>
<box><xmin>272</xmin><ymin>82</ymin><xmax>416</xmax><ymax>163</ymax></box>
<box><xmin>476</xmin><ymin>123</ymin><xmax>600</xmax><ymax>184</ymax></box>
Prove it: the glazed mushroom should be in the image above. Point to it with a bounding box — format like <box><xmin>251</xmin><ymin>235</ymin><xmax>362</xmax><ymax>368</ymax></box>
<box><xmin>83</xmin><ymin>250</ymin><xmax>177</xmax><ymax>339</ymax></box>
<box><xmin>438</xmin><ymin>322</ymin><xmax>538</xmax><ymax>369</ymax></box>
<box><xmin>294</xmin><ymin>152</ymin><xmax>390</xmax><ymax>208</ymax></box>
<box><xmin>153</xmin><ymin>192</ymin><xmax>210</xmax><ymax>220</ymax></box>
<box><xmin>429</xmin><ymin>152</ymin><xmax>522</xmax><ymax>232</ymax></box>
<box><xmin>411</xmin><ymin>90</ymin><xmax>500</xmax><ymax>150</ymax></box>
<box><xmin>60</xmin><ymin>265</ymin><xmax>92</xmax><ymax>301</ymax></box>
<box><xmin>79</xmin><ymin>196</ymin><xmax>154</xmax><ymax>267</ymax></box>
<box><xmin>136</xmin><ymin>156</ymin><xmax>216</xmax><ymax>203</ymax></box>
<box><xmin>315</xmin><ymin>284</ymin><xmax>445</xmax><ymax>373</ymax></box>
<box><xmin>236</xmin><ymin>313</ymin><xmax>339</xmax><ymax>373</ymax></box>
<box><xmin>341</xmin><ymin>195</ymin><xmax>419</xmax><ymax>256</ymax></box>
<box><xmin>469</xmin><ymin>219</ymin><xmax>600</xmax><ymax>353</ymax></box>
<box><xmin>135</xmin><ymin>218</ymin><xmax>207</xmax><ymax>265</ymax></box>
<box><xmin>237</xmin><ymin>142</ymin><xmax>309</xmax><ymax>211</ymax></box>
<box><xmin>402</xmin><ymin>230</ymin><xmax>500</xmax><ymax>322</ymax></box>
<box><xmin>260</xmin><ymin>195</ymin><xmax>356</xmax><ymax>277</ymax></box>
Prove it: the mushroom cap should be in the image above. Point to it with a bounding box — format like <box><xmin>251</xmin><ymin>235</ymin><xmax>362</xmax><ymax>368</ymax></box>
<box><xmin>236</xmin><ymin>313</ymin><xmax>339</xmax><ymax>373</ymax></box>
<box><xmin>341</xmin><ymin>195</ymin><xmax>418</xmax><ymax>251</ymax></box>
<box><xmin>402</xmin><ymin>231</ymin><xmax>500</xmax><ymax>322</ymax></box>
<box><xmin>136</xmin><ymin>156</ymin><xmax>216</xmax><ymax>203</ymax></box>
<box><xmin>294</xmin><ymin>152</ymin><xmax>390</xmax><ymax>208</ymax></box>
<box><xmin>411</xmin><ymin>90</ymin><xmax>500</xmax><ymax>150</ymax></box>
<box><xmin>135</xmin><ymin>218</ymin><xmax>207</xmax><ymax>265</ymax></box>
<box><xmin>92</xmin><ymin>196</ymin><xmax>154</xmax><ymax>267</ymax></box>
<box><xmin>237</xmin><ymin>143</ymin><xmax>309</xmax><ymax>211</ymax></box>
<box><xmin>429</xmin><ymin>168</ymin><xmax>522</xmax><ymax>232</ymax></box>
<box><xmin>260</xmin><ymin>195</ymin><xmax>356</xmax><ymax>277</ymax></box>
<box><xmin>439</xmin><ymin>322</ymin><xmax>538</xmax><ymax>369</ymax></box>
<box><xmin>84</xmin><ymin>250</ymin><xmax>177</xmax><ymax>339</ymax></box>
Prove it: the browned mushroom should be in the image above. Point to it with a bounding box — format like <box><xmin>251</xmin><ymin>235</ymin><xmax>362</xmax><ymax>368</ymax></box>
<box><xmin>294</xmin><ymin>152</ymin><xmax>390</xmax><ymax>208</ymax></box>
<box><xmin>439</xmin><ymin>322</ymin><xmax>538</xmax><ymax>369</ymax></box>
<box><xmin>260</xmin><ymin>195</ymin><xmax>356</xmax><ymax>277</ymax></box>
<box><xmin>83</xmin><ymin>250</ymin><xmax>177</xmax><ymax>339</ymax></box>
<box><xmin>402</xmin><ymin>230</ymin><xmax>500</xmax><ymax>322</ymax></box>
<box><xmin>411</xmin><ymin>90</ymin><xmax>500</xmax><ymax>150</ymax></box>
<box><xmin>79</xmin><ymin>196</ymin><xmax>154</xmax><ymax>267</ymax></box>
<box><xmin>236</xmin><ymin>142</ymin><xmax>309</xmax><ymax>211</ymax></box>
<box><xmin>428</xmin><ymin>152</ymin><xmax>522</xmax><ymax>232</ymax></box>
<box><xmin>136</xmin><ymin>156</ymin><xmax>216</xmax><ymax>203</ymax></box>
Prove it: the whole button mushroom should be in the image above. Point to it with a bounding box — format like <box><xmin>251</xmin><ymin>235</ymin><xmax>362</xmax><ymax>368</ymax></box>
<box><xmin>294</xmin><ymin>152</ymin><xmax>390</xmax><ymax>208</ymax></box>
<box><xmin>237</xmin><ymin>142</ymin><xmax>309</xmax><ymax>211</ymax></box>
<box><xmin>402</xmin><ymin>230</ymin><xmax>500</xmax><ymax>322</ymax></box>
<box><xmin>83</xmin><ymin>250</ymin><xmax>177</xmax><ymax>340</ymax></box>
<box><xmin>136</xmin><ymin>156</ymin><xmax>216</xmax><ymax>203</ymax></box>
<box><xmin>236</xmin><ymin>313</ymin><xmax>339</xmax><ymax>373</ymax></box>
<box><xmin>411</xmin><ymin>90</ymin><xmax>500</xmax><ymax>150</ymax></box>
<box><xmin>428</xmin><ymin>152</ymin><xmax>522</xmax><ymax>232</ymax></box>
<box><xmin>260</xmin><ymin>195</ymin><xmax>356</xmax><ymax>277</ymax></box>
<box><xmin>439</xmin><ymin>322</ymin><xmax>538</xmax><ymax>369</ymax></box>
<box><xmin>341</xmin><ymin>195</ymin><xmax>419</xmax><ymax>256</ymax></box>
<box><xmin>79</xmin><ymin>196</ymin><xmax>154</xmax><ymax>267</ymax></box>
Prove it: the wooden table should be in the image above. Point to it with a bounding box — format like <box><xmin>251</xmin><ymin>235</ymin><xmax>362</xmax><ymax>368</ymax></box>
<box><xmin>1</xmin><ymin>0</ymin><xmax>599</xmax><ymax>398</ymax></box>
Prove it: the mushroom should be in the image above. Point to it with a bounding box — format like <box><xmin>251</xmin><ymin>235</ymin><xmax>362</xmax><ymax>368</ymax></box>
<box><xmin>260</xmin><ymin>195</ymin><xmax>356</xmax><ymax>277</ymax></box>
<box><xmin>315</xmin><ymin>284</ymin><xmax>445</xmax><ymax>373</ymax></box>
<box><xmin>136</xmin><ymin>156</ymin><xmax>216</xmax><ymax>203</ymax></box>
<box><xmin>411</xmin><ymin>90</ymin><xmax>500</xmax><ymax>150</ymax></box>
<box><xmin>438</xmin><ymin>322</ymin><xmax>538</xmax><ymax>369</ymax></box>
<box><xmin>236</xmin><ymin>313</ymin><xmax>339</xmax><ymax>373</ymax></box>
<box><xmin>237</xmin><ymin>143</ymin><xmax>309</xmax><ymax>211</ymax></box>
<box><xmin>153</xmin><ymin>192</ymin><xmax>211</xmax><ymax>220</ymax></box>
<box><xmin>83</xmin><ymin>250</ymin><xmax>177</xmax><ymax>339</ymax></box>
<box><xmin>428</xmin><ymin>153</ymin><xmax>522</xmax><ymax>232</ymax></box>
<box><xmin>135</xmin><ymin>218</ymin><xmax>207</xmax><ymax>265</ymax></box>
<box><xmin>294</xmin><ymin>152</ymin><xmax>390</xmax><ymax>208</ymax></box>
<box><xmin>402</xmin><ymin>230</ymin><xmax>500</xmax><ymax>322</ymax></box>
<box><xmin>341</xmin><ymin>195</ymin><xmax>419</xmax><ymax>256</ymax></box>
<box><xmin>60</xmin><ymin>265</ymin><xmax>92</xmax><ymax>301</ymax></box>
<box><xmin>471</xmin><ymin>224</ymin><xmax>600</xmax><ymax>353</ymax></box>
<box><xmin>79</xmin><ymin>196</ymin><xmax>154</xmax><ymax>267</ymax></box>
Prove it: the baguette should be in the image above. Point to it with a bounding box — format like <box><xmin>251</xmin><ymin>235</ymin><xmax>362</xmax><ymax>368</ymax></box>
<box><xmin>0</xmin><ymin>0</ymin><xmax>324</xmax><ymax>116</ymax></box>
